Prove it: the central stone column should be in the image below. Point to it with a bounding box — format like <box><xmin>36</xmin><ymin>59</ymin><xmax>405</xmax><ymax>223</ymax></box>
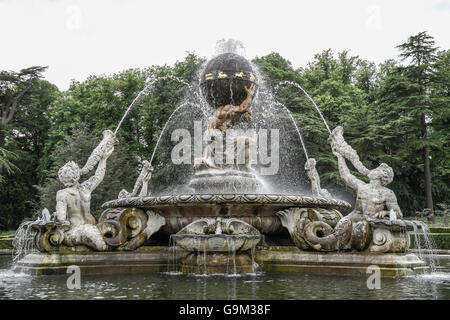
<box><xmin>190</xmin><ymin>52</ymin><xmax>262</xmax><ymax>194</ymax></box>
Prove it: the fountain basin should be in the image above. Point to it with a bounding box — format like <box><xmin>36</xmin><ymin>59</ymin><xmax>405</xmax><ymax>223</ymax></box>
<box><xmin>102</xmin><ymin>193</ymin><xmax>351</xmax><ymax>234</ymax></box>
<box><xmin>13</xmin><ymin>246</ymin><xmax>428</xmax><ymax>277</ymax></box>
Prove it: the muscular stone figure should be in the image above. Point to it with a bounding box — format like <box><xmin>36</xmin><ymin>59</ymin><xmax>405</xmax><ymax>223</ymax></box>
<box><xmin>55</xmin><ymin>130</ymin><xmax>117</xmax><ymax>251</ymax></box>
<box><xmin>334</xmin><ymin>152</ymin><xmax>403</xmax><ymax>220</ymax></box>
<box><xmin>208</xmin><ymin>84</ymin><xmax>255</xmax><ymax>133</ymax></box>
<box><xmin>329</xmin><ymin>126</ymin><xmax>403</xmax><ymax>220</ymax></box>
<box><xmin>194</xmin><ymin>84</ymin><xmax>256</xmax><ymax>171</ymax></box>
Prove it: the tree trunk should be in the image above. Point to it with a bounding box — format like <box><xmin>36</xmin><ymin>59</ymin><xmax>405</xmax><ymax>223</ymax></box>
<box><xmin>424</xmin><ymin>146</ymin><xmax>434</xmax><ymax>223</ymax></box>
<box><xmin>421</xmin><ymin>113</ymin><xmax>435</xmax><ymax>223</ymax></box>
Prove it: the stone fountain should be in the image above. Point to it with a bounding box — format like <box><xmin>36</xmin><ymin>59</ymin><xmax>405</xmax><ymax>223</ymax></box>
<box><xmin>13</xmin><ymin>52</ymin><xmax>429</xmax><ymax>277</ymax></box>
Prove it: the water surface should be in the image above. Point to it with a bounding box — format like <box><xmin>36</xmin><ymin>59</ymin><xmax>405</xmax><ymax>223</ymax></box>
<box><xmin>1</xmin><ymin>255</ymin><xmax>449</xmax><ymax>300</ymax></box>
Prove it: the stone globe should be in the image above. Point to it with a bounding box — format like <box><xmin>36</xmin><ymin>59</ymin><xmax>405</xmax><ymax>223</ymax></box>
<box><xmin>200</xmin><ymin>53</ymin><xmax>257</xmax><ymax>108</ymax></box>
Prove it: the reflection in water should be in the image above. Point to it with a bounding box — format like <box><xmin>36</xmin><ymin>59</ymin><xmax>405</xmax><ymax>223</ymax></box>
<box><xmin>1</xmin><ymin>255</ymin><xmax>449</xmax><ymax>300</ymax></box>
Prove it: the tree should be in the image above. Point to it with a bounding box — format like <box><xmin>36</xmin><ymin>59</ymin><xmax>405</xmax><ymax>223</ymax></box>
<box><xmin>0</xmin><ymin>66</ymin><xmax>48</xmax><ymax>148</ymax></box>
<box><xmin>0</xmin><ymin>147</ymin><xmax>18</xmax><ymax>183</ymax></box>
<box><xmin>0</xmin><ymin>79</ymin><xmax>59</xmax><ymax>229</ymax></box>
<box><xmin>429</xmin><ymin>49</ymin><xmax>450</xmax><ymax>212</ymax></box>
<box><xmin>395</xmin><ymin>31</ymin><xmax>439</xmax><ymax>222</ymax></box>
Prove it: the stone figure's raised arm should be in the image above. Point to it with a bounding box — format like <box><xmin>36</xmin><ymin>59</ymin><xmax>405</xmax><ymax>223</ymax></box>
<box><xmin>329</xmin><ymin>126</ymin><xmax>370</xmax><ymax>176</ymax></box>
<box><xmin>82</xmin><ymin>143</ymin><xmax>114</xmax><ymax>192</ymax></box>
<box><xmin>335</xmin><ymin>151</ymin><xmax>364</xmax><ymax>191</ymax></box>
<box><xmin>80</xmin><ymin>130</ymin><xmax>116</xmax><ymax>175</ymax></box>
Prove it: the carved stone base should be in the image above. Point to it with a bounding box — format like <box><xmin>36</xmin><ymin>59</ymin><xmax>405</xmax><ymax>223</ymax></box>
<box><xmin>173</xmin><ymin>217</ymin><xmax>261</xmax><ymax>252</ymax></box>
<box><xmin>30</xmin><ymin>208</ymin><xmax>165</xmax><ymax>253</ymax></box>
<box><xmin>13</xmin><ymin>246</ymin><xmax>428</xmax><ymax>277</ymax></box>
<box><xmin>259</xmin><ymin>247</ymin><xmax>428</xmax><ymax>277</ymax></box>
<box><xmin>277</xmin><ymin>207</ymin><xmax>422</xmax><ymax>253</ymax></box>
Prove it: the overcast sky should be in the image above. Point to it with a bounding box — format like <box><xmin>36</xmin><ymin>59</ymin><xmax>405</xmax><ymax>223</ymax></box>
<box><xmin>1</xmin><ymin>0</ymin><xmax>449</xmax><ymax>90</ymax></box>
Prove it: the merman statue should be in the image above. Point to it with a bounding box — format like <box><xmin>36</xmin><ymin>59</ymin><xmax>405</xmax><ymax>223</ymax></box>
<box><xmin>329</xmin><ymin>126</ymin><xmax>403</xmax><ymax>220</ymax></box>
<box><xmin>54</xmin><ymin>130</ymin><xmax>118</xmax><ymax>251</ymax></box>
<box><xmin>277</xmin><ymin>126</ymin><xmax>407</xmax><ymax>252</ymax></box>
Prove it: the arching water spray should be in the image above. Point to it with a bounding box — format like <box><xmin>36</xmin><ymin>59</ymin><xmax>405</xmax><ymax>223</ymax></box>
<box><xmin>275</xmin><ymin>81</ymin><xmax>332</xmax><ymax>135</ymax></box>
<box><xmin>148</xmin><ymin>101</ymin><xmax>209</xmax><ymax>166</ymax></box>
<box><xmin>250</xmin><ymin>64</ymin><xmax>310</xmax><ymax>161</ymax></box>
<box><xmin>114</xmin><ymin>74</ymin><xmax>199</xmax><ymax>135</ymax></box>
<box><xmin>273</xmin><ymin>101</ymin><xmax>310</xmax><ymax>160</ymax></box>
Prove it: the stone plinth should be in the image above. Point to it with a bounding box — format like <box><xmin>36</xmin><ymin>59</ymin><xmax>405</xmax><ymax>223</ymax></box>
<box><xmin>14</xmin><ymin>246</ymin><xmax>428</xmax><ymax>277</ymax></box>
<box><xmin>258</xmin><ymin>246</ymin><xmax>428</xmax><ymax>277</ymax></box>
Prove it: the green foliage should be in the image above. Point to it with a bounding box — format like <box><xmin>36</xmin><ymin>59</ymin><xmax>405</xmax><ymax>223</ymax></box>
<box><xmin>0</xmin><ymin>147</ymin><xmax>19</xmax><ymax>183</ymax></box>
<box><xmin>0</xmin><ymin>77</ymin><xmax>59</xmax><ymax>230</ymax></box>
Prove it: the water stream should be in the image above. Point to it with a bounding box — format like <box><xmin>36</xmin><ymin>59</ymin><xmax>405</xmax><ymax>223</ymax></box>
<box><xmin>411</xmin><ymin>221</ymin><xmax>440</xmax><ymax>273</ymax></box>
<box><xmin>114</xmin><ymin>74</ymin><xmax>198</xmax><ymax>135</ymax></box>
<box><xmin>274</xmin><ymin>81</ymin><xmax>332</xmax><ymax>134</ymax></box>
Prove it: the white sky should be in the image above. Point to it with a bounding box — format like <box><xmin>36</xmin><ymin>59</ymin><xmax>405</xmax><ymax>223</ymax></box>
<box><xmin>1</xmin><ymin>0</ymin><xmax>449</xmax><ymax>90</ymax></box>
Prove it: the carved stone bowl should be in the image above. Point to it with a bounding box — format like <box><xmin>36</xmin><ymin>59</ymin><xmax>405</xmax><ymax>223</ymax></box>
<box><xmin>171</xmin><ymin>234</ymin><xmax>261</xmax><ymax>253</ymax></box>
<box><xmin>102</xmin><ymin>193</ymin><xmax>351</xmax><ymax>235</ymax></box>
<box><xmin>171</xmin><ymin>217</ymin><xmax>261</xmax><ymax>253</ymax></box>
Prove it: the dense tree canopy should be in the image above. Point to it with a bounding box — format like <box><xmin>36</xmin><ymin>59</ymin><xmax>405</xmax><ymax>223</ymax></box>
<box><xmin>0</xmin><ymin>32</ymin><xmax>448</xmax><ymax>230</ymax></box>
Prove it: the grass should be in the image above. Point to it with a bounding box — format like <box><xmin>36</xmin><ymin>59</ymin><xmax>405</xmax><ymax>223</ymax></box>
<box><xmin>0</xmin><ymin>230</ymin><xmax>15</xmax><ymax>238</ymax></box>
<box><xmin>404</xmin><ymin>216</ymin><xmax>449</xmax><ymax>227</ymax></box>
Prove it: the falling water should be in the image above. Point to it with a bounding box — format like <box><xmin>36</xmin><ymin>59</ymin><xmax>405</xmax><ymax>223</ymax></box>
<box><xmin>418</xmin><ymin>222</ymin><xmax>439</xmax><ymax>272</ymax></box>
<box><xmin>196</xmin><ymin>238</ymin><xmax>201</xmax><ymax>274</ymax></box>
<box><xmin>203</xmin><ymin>240</ymin><xmax>207</xmax><ymax>275</ymax></box>
<box><xmin>274</xmin><ymin>101</ymin><xmax>309</xmax><ymax>160</ymax></box>
<box><xmin>250</xmin><ymin>64</ymin><xmax>310</xmax><ymax>161</ymax></box>
<box><xmin>12</xmin><ymin>209</ymin><xmax>52</xmax><ymax>263</ymax></box>
<box><xmin>226</xmin><ymin>237</ymin><xmax>231</xmax><ymax>274</ymax></box>
<box><xmin>114</xmin><ymin>82</ymin><xmax>151</xmax><ymax>135</ymax></box>
<box><xmin>149</xmin><ymin>101</ymin><xmax>209</xmax><ymax>166</ymax></box>
<box><xmin>251</xmin><ymin>241</ymin><xmax>257</xmax><ymax>274</ymax></box>
<box><xmin>411</xmin><ymin>221</ymin><xmax>439</xmax><ymax>273</ymax></box>
<box><xmin>12</xmin><ymin>221</ymin><xmax>38</xmax><ymax>263</ymax></box>
<box><xmin>231</xmin><ymin>238</ymin><xmax>237</xmax><ymax>275</ymax></box>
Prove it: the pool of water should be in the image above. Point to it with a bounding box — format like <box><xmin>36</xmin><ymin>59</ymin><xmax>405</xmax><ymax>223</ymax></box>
<box><xmin>1</xmin><ymin>255</ymin><xmax>450</xmax><ymax>300</ymax></box>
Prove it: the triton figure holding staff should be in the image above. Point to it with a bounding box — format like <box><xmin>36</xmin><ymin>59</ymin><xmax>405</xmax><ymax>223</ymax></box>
<box><xmin>55</xmin><ymin>130</ymin><xmax>118</xmax><ymax>250</ymax></box>
<box><xmin>329</xmin><ymin>126</ymin><xmax>403</xmax><ymax>220</ymax></box>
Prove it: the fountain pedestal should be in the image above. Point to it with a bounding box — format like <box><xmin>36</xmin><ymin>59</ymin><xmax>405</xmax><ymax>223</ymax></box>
<box><xmin>14</xmin><ymin>246</ymin><xmax>428</xmax><ymax>277</ymax></box>
<box><xmin>188</xmin><ymin>169</ymin><xmax>262</xmax><ymax>194</ymax></box>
